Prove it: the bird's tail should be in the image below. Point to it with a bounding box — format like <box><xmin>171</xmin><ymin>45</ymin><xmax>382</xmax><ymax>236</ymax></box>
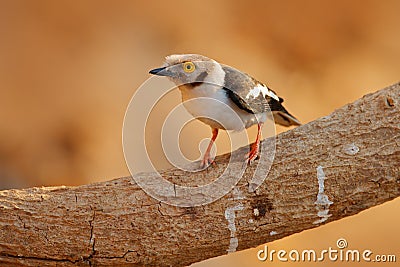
<box><xmin>272</xmin><ymin>110</ymin><xmax>301</xmax><ymax>127</ymax></box>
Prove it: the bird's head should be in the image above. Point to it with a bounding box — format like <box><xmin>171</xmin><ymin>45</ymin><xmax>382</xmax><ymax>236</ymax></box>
<box><xmin>149</xmin><ymin>54</ymin><xmax>219</xmax><ymax>86</ymax></box>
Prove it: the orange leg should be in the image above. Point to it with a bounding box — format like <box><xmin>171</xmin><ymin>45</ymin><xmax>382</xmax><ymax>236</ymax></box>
<box><xmin>246</xmin><ymin>122</ymin><xmax>263</xmax><ymax>163</ymax></box>
<box><xmin>201</xmin><ymin>128</ymin><xmax>219</xmax><ymax>167</ymax></box>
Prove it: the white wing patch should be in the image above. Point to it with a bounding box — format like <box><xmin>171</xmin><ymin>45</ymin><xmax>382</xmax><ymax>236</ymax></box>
<box><xmin>245</xmin><ymin>85</ymin><xmax>280</xmax><ymax>101</ymax></box>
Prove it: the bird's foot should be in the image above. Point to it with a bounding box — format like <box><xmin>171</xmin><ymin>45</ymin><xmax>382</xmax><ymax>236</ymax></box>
<box><xmin>245</xmin><ymin>143</ymin><xmax>260</xmax><ymax>164</ymax></box>
<box><xmin>200</xmin><ymin>153</ymin><xmax>216</xmax><ymax>168</ymax></box>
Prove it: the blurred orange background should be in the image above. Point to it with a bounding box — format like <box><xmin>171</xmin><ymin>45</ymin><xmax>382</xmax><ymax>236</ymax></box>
<box><xmin>0</xmin><ymin>0</ymin><xmax>399</xmax><ymax>266</ymax></box>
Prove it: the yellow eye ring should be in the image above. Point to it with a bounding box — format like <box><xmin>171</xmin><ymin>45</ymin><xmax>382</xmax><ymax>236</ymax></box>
<box><xmin>183</xmin><ymin>62</ymin><xmax>196</xmax><ymax>73</ymax></box>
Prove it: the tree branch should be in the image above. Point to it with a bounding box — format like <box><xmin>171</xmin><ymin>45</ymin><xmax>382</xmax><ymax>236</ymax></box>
<box><xmin>1</xmin><ymin>82</ymin><xmax>399</xmax><ymax>266</ymax></box>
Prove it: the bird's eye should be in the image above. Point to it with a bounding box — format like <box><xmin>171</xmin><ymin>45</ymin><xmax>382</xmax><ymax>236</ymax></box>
<box><xmin>183</xmin><ymin>62</ymin><xmax>196</xmax><ymax>73</ymax></box>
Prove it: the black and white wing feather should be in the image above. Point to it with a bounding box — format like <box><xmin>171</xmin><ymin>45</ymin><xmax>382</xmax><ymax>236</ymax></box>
<box><xmin>221</xmin><ymin>66</ymin><xmax>301</xmax><ymax>127</ymax></box>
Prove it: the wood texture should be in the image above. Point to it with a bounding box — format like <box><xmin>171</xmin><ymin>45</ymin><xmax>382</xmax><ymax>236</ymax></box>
<box><xmin>0</xmin><ymin>82</ymin><xmax>399</xmax><ymax>266</ymax></box>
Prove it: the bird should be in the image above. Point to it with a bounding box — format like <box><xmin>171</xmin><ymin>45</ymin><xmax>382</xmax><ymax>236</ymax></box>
<box><xmin>149</xmin><ymin>54</ymin><xmax>300</xmax><ymax>167</ymax></box>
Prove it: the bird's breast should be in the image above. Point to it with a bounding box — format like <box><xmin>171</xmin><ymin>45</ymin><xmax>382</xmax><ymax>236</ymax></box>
<box><xmin>178</xmin><ymin>84</ymin><xmax>265</xmax><ymax>130</ymax></box>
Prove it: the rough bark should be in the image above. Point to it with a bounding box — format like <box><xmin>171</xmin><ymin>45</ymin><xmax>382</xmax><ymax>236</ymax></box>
<box><xmin>0</xmin><ymin>82</ymin><xmax>399</xmax><ymax>266</ymax></box>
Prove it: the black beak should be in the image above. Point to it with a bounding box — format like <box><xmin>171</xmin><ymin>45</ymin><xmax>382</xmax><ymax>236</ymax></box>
<box><xmin>149</xmin><ymin>67</ymin><xmax>168</xmax><ymax>76</ymax></box>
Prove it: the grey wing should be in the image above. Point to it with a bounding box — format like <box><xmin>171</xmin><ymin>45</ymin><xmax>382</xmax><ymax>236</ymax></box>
<box><xmin>221</xmin><ymin>66</ymin><xmax>268</xmax><ymax>114</ymax></box>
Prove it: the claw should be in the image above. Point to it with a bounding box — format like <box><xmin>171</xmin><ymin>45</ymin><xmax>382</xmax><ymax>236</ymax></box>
<box><xmin>245</xmin><ymin>143</ymin><xmax>260</xmax><ymax>164</ymax></box>
<box><xmin>200</xmin><ymin>128</ymin><xmax>219</xmax><ymax>169</ymax></box>
<box><xmin>200</xmin><ymin>153</ymin><xmax>216</xmax><ymax>168</ymax></box>
<box><xmin>245</xmin><ymin>122</ymin><xmax>263</xmax><ymax>164</ymax></box>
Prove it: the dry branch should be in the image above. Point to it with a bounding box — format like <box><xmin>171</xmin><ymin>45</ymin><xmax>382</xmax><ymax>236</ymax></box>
<box><xmin>0</xmin><ymin>82</ymin><xmax>399</xmax><ymax>266</ymax></box>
